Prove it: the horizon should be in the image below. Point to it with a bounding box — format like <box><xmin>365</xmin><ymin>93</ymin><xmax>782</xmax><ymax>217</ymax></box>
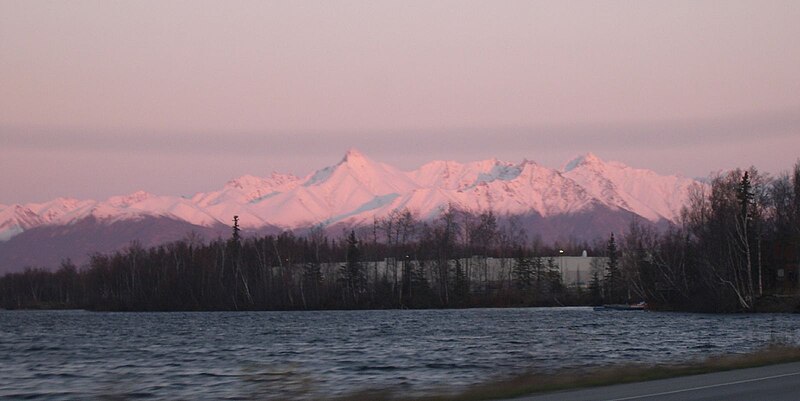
<box><xmin>2</xmin><ymin>1</ymin><xmax>799</xmax><ymax>203</ymax></box>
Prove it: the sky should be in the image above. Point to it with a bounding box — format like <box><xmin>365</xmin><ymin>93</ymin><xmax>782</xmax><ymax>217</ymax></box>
<box><xmin>1</xmin><ymin>0</ymin><xmax>799</xmax><ymax>204</ymax></box>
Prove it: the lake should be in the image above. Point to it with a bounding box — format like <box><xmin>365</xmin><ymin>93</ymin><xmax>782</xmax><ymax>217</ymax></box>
<box><xmin>2</xmin><ymin>308</ymin><xmax>799</xmax><ymax>399</ymax></box>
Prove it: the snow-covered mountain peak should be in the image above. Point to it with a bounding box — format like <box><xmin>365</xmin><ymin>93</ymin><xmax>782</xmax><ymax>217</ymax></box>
<box><xmin>563</xmin><ymin>152</ymin><xmax>604</xmax><ymax>172</ymax></box>
<box><xmin>0</xmin><ymin>151</ymin><xmax>701</xmax><ymax>246</ymax></box>
<box><xmin>415</xmin><ymin>159</ymin><xmax>462</xmax><ymax>175</ymax></box>
<box><xmin>411</xmin><ymin>158</ymin><xmax>519</xmax><ymax>190</ymax></box>
<box><xmin>475</xmin><ymin>160</ymin><xmax>521</xmax><ymax>185</ymax></box>
<box><xmin>29</xmin><ymin>197</ymin><xmax>92</xmax><ymax>222</ymax></box>
<box><xmin>30</xmin><ymin>197</ymin><xmax>82</xmax><ymax>210</ymax></box>
<box><xmin>461</xmin><ymin>159</ymin><xmax>596</xmax><ymax>217</ymax></box>
<box><xmin>341</xmin><ymin>147</ymin><xmax>369</xmax><ymax>164</ymax></box>
<box><xmin>517</xmin><ymin>158</ymin><xmax>556</xmax><ymax>177</ymax></box>
<box><xmin>299</xmin><ymin>149</ymin><xmax>418</xmax><ymax>215</ymax></box>
<box><xmin>106</xmin><ymin>191</ymin><xmax>154</xmax><ymax>208</ymax></box>
<box><xmin>226</xmin><ymin>173</ymin><xmax>300</xmax><ymax>193</ymax></box>
<box><xmin>269</xmin><ymin>171</ymin><xmax>300</xmax><ymax>182</ymax></box>
<box><xmin>339</xmin><ymin>149</ymin><xmax>377</xmax><ymax>172</ymax></box>
<box><xmin>220</xmin><ymin>175</ymin><xmax>287</xmax><ymax>204</ymax></box>
<box><xmin>226</xmin><ymin>175</ymin><xmax>264</xmax><ymax>189</ymax></box>
<box><xmin>562</xmin><ymin>154</ymin><xmax>698</xmax><ymax>222</ymax></box>
<box><xmin>412</xmin><ymin>160</ymin><xmax>468</xmax><ymax>189</ymax></box>
<box><xmin>470</xmin><ymin>157</ymin><xmax>499</xmax><ymax>169</ymax></box>
<box><xmin>304</xmin><ymin>149</ymin><xmax>379</xmax><ymax>186</ymax></box>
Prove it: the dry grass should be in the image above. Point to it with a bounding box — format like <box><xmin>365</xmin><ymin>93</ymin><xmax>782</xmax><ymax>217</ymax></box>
<box><xmin>337</xmin><ymin>343</ymin><xmax>800</xmax><ymax>401</ymax></box>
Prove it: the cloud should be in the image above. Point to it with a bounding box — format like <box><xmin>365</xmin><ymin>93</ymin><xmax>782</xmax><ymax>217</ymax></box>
<box><xmin>2</xmin><ymin>108</ymin><xmax>798</xmax><ymax>186</ymax></box>
<box><xmin>4</xmin><ymin>108</ymin><xmax>797</xmax><ymax>156</ymax></box>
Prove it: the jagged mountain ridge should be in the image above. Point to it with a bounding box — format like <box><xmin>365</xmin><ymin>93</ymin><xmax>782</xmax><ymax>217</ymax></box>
<box><xmin>0</xmin><ymin>149</ymin><xmax>697</xmax><ymax>243</ymax></box>
<box><xmin>0</xmin><ymin>150</ymin><xmax>700</xmax><ymax>272</ymax></box>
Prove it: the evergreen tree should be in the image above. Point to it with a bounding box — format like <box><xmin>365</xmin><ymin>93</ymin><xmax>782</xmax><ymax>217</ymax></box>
<box><xmin>545</xmin><ymin>256</ymin><xmax>564</xmax><ymax>302</ymax></box>
<box><xmin>604</xmin><ymin>233</ymin><xmax>622</xmax><ymax>303</ymax></box>
<box><xmin>532</xmin><ymin>256</ymin><xmax>545</xmax><ymax>294</ymax></box>
<box><xmin>231</xmin><ymin>215</ymin><xmax>241</xmax><ymax>243</ymax></box>
<box><xmin>512</xmin><ymin>252</ymin><xmax>533</xmax><ymax>290</ymax></box>
<box><xmin>736</xmin><ymin>170</ymin><xmax>756</xmax><ymax>301</ymax></box>
<box><xmin>410</xmin><ymin>260</ymin><xmax>433</xmax><ymax>307</ymax></box>
<box><xmin>223</xmin><ymin>215</ymin><xmax>246</xmax><ymax>309</ymax></box>
<box><xmin>737</xmin><ymin>171</ymin><xmax>753</xmax><ymax>224</ymax></box>
<box><xmin>450</xmin><ymin>259</ymin><xmax>470</xmax><ymax>306</ymax></box>
<box><xmin>588</xmin><ymin>258</ymin><xmax>604</xmax><ymax>305</ymax></box>
<box><xmin>340</xmin><ymin>231</ymin><xmax>366</xmax><ymax>306</ymax></box>
<box><xmin>301</xmin><ymin>262</ymin><xmax>322</xmax><ymax>308</ymax></box>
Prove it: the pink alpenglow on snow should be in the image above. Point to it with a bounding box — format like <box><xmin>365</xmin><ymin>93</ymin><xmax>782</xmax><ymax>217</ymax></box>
<box><xmin>0</xmin><ymin>150</ymin><xmax>699</xmax><ymax>243</ymax></box>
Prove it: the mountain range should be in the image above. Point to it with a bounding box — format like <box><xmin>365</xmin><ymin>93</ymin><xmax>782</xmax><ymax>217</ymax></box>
<box><xmin>0</xmin><ymin>150</ymin><xmax>698</xmax><ymax>273</ymax></box>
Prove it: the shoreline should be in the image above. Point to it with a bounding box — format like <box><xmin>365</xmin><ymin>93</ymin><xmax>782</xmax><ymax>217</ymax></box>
<box><xmin>345</xmin><ymin>344</ymin><xmax>800</xmax><ymax>401</ymax></box>
<box><xmin>2</xmin><ymin>301</ymin><xmax>799</xmax><ymax>313</ymax></box>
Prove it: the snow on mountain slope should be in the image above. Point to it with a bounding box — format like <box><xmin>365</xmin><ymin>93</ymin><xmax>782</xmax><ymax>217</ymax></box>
<box><xmin>0</xmin><ymin>198</ymin><xmax>100</xmax><ymax>241</ymax></box>
<box><xmin>320</xmin><ymin>158</ymin><xmax>598</xmax><ymax>226</ymax></box>
<box><xmin>395</xmin><ymin>187</ymin><xmax>464</xmax><ymax>219</ymax></box>
<box><xmin>304</xmin><ymin>148</ymin><xmax>418</xmax><ymax>195</ymax></box>
<box><xmin>0</xmin><ymin>206</ymin><xmax>41</xmax><ymax>241</ymax></box>
<box><xmin>74</xmin><ymin>191</ymin><xmax>218</xmax><ymax>228</ymax></box>
<box><xmin>193</xmin><ymin>173</ymin><xmax>301</xmax><ymax>207</ymax></box>
<box><xmin>563</xmin><ymin>153</ymin><xmax>697</xmax><ymax>222</ymax></box>
<box><xmin>26</xmin><ymin>198</ymin><xmax>95</xmax><ymax>223</ymax></box>
<box><xmin>254</xmin><ymin>186</ymin><xmax>329</xmax><ymax>226</ymax></box>
<box><xmin>411</xmin><ymin>158</ymin><xmax>520</xmax><ymax>190</ymax></box>
<box><xmin>0</xmin><ymin>149</ymin><xmax>699</xmax><ymax>243</ymax></box>
<box><xmin>474</xmin><ymin>160</ymin><xmax>597</xmax><ymax>216</ymax></box>
<box><xmin>285</xmin><ymin>148</ymin><xmax>420</xmax><ymax>224</ymax></box>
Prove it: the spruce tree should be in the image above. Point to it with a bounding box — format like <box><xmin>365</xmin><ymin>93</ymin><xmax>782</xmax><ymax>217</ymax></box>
<box><xmin>450</xmin><ymin>259</ymin><xmax>470</xmax><ymax>306</ymax></box>
<box><xmin>605</xmin><ymin>233</ymin><xmax>621</xmax><ymax>303</ymax></box>
<box><xmin>512</xmin><ymin>252</ymin><xmax>533</xmax><ymax>290</ymax></box>
<box><xmin>340</xmin><ymin>231</ymin><xmax>365</xmax><ymax>306</ymax></box>
<box><xmin>588</xmin><ymin>268</ymin><xmax>603</xmax><ymax>305</ymax></box>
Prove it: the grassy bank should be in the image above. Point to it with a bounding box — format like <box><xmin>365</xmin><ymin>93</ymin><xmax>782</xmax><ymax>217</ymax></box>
<box><xmin>342</xmin><ymin>343</ymin><xmax>800</xmax><ymax>401</ymax></box>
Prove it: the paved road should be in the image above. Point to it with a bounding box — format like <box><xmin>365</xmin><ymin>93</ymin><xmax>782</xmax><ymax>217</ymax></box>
<box><xmin>509</xmin><ymin>361</ymin><xmax>800</xmax><ymax>401</ymax></box>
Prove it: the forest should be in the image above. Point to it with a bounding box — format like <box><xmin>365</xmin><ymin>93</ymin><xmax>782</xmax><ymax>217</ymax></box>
<box><xmin>1</xmin><ymin>162</ymin><xmax>798</xmax><ymax>313</ymax></box>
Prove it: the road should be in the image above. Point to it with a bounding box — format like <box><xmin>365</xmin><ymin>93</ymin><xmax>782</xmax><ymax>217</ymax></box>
<box><xmin>509</xmin><ymin>361</ymin><xmax>800</xmax><ymax>401</ymax></box>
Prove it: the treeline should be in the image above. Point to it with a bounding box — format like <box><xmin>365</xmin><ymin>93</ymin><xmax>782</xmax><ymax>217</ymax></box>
<box><xmin>610</xmin><ymin>162</ymin><xmax>800</xmax><ymax>312</ymax></box>
<box><xmin>3</xmin><ymin>161</ymin><xmax>799</xmax><ymax>313</ymax></box>
<box><xmin>0</xmin><ymin>209</ymin><xmax>598</xmax><ymax>311</ymax></box>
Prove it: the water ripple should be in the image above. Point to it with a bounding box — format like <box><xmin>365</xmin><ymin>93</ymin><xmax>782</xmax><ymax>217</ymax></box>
<box><xmin>1</xmin><ymin>308</ymin><xmax>799</xmax><ymax>399</ymax></box>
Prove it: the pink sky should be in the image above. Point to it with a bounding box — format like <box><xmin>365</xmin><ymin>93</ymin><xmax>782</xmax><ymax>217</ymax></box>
<box><xmin>2</xmin><ymin>1</ymin><xmax>799</xmax><ymax>203</ymax></box>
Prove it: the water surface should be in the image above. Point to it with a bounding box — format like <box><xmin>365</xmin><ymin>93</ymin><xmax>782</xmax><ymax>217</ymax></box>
<box><xmin>1</xmin><ymin>308</ymin><xmax>798</xmax><ymax>399</ymax></box>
